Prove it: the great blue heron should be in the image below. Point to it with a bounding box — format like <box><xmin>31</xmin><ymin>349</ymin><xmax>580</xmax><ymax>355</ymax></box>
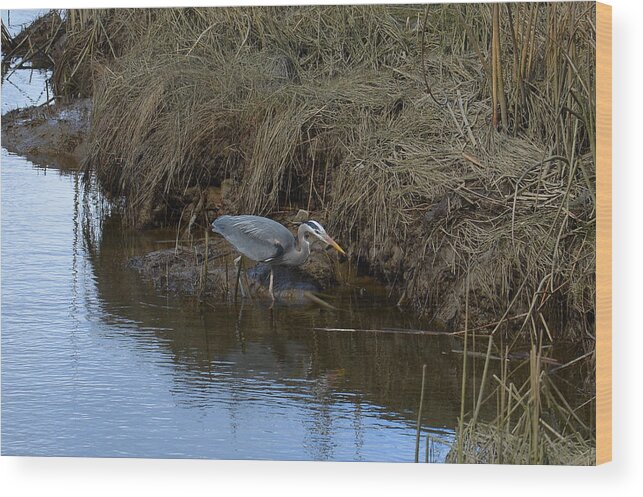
<box><xmin>212</xmin><ymin>215</ymin><xmax>345</xmax><ymax>302</ymax></box>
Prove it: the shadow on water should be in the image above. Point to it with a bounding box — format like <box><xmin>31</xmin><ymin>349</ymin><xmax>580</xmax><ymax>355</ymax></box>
<box><xmin>77</xmin><ymin>174</ymin><xmax>593</xmax><ymax>460</ymax></box>
<box><xmin>2</xmin><ymin>136</ymin><xmax>591</xmax><ymax>462</ymax></box>
<box><xmin>3</xmin><ymin>140</ymin><xmax>591</xmax><ymax>462</ymax></box>
<box><xmin>97</xmin><ymin>181</ymin><xmax>503</xmax><ymax>451</ymax></box>
<box><xmin>85</xmin><ymin>208</ymin><xmax>475</xmax><ymax>437</ymax></box>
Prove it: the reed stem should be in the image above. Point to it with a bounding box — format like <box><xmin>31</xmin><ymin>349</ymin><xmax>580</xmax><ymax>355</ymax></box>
<box><xmin>415</xmin><ymin>363</ymin><xmax>427</xmax><ymax>463</ymax></box>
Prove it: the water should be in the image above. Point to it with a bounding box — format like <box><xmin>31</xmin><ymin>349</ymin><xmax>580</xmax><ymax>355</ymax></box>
<box><xmin>1</xmin><ymin>10</ymin><xmax>52</xmax><ymax>113</ymax></box>
<box><xmin>1</xmin><ymin>10</ymin><xmax>510</xmax><ymax>463</ymax></box>
<box><xmin>1</xmin><ymin>13</ymin><xmax>463</xmax><ymax>458</ymax></box>
<box><xmin>1</xmin><ymin>148</ymin><xmax>462</xmax><ymax>460</ymax></box>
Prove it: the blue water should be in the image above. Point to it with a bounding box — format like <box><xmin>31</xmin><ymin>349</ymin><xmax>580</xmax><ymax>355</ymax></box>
<box><xmin>0</xmin><ymin>147</ymin><xmax>456</xmax><ymax>461</ymax></box>
<box><xmin>1</xmin><ymin>9</ymin><xmax>52</xmax><ymax>113</ymax></box>
<box><xmin>1</xmin><ymin>9</ymin><xmax>458</xmax><ymax>462</ymax></box>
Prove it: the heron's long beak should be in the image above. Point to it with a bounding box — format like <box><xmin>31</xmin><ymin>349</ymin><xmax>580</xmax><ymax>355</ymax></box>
<box><xmin>324</xmin><ymin>234</ymin><xmax>346</xmax><ymax>256</ymax></box>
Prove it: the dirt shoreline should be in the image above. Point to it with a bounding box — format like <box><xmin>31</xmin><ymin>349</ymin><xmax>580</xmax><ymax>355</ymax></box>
<box><xmin>1</xmin><ymin>5</ymin><xmax>597</xmax><ymax>337</ymax></box>
<box><xmin>1</xmin><ymin>98</ymin><xmax>91</xmax><ymax>169</ymax></box>
<box><xmin>128</xmin><ymin>235</ymin><xmax>347</xmax><ymax>303</ymax></box>
<box><xmin>2</xmin><ymin>102</ymin><xmax>351</xmax><ymax>303</ymax></box>
<box><xmin>0</xmin><ymin>98</ymin><xmax>583</xmax><ymax>330</ymax></box>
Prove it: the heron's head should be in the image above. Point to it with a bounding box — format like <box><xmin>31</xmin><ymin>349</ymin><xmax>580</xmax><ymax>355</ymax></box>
<box><xmin>303</xmin><ymin>220</ymin><xmax>346</xmax><ymax>255</ymax></box>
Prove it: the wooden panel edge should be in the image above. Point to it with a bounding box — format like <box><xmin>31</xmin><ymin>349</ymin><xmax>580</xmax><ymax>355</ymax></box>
<box><xmin>596</xmin><ymin>1</ymin><xmax>612</xmax><ymax>465</ymax></box>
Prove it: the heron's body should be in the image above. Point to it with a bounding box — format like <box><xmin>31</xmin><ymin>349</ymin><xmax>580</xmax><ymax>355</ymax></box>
<box><xmin>212</xmin><ymin>214</ymin><xmax>345</xmax><ymax>301</ymax></box>
<box><xmin>213</xmin><ymin>215</ymin><xmax>306</xmax><ymax>266</ymax></box>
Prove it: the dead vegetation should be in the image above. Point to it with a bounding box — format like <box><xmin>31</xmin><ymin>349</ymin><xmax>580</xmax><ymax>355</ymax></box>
<box><xmin>36</xmin><ymin>4</ymin><xmax>596</xmax><ymax>340</ymax></box>
<box><xmin>446</xmin><ymin>289</ymin><xmax>596</xmax><ymax>464</ymax></box>
<box><xmin>1</xmin><ymin>10</ymin><xmax>64</xmax><ymax>71</ymax></box>
<box><xmin>7</xmin><ymin>3</ymin><xmax>598</xmax><ymax>463</ymax></box>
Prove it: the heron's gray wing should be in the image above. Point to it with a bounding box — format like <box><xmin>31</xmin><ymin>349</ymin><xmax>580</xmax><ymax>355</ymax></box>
<box><xmin>212</xmin><ymin>215</ymin><xmax>295</xmax><ymax>262</ymax></box>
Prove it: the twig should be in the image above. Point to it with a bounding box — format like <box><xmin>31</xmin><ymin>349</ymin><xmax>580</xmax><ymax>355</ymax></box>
<box><xmin>187</xmin><ymin>23</ymin><xmax>217</xmax><ymax>56</ymax></box>
<box><xmin>456</xmin><ymin>272</ymin><xmax>470</xmax><ymax>463</ymax></box>
<box><xmin>462</xmin><ymin>152</ymin><xmax>482</xmax><ymax>168</ymax></box>
<box><xmin>549</xmin><ymin>350</ymin><xmax>593</xmax><ymax>374</ymax></box>
<box><xmin>453</xmin><ymin>312</ymin><xmax>529</xmax><ymax>336</ymax></box>
<box><xmin>457</xmin><ymin>90</ymin><xmax>477</xmax><ymax>146</ymax></box>
<box><xmin>313</xmin><ymin>327</ymin><xmax>456</xmax><ymax>336</ymax></box>
<box><xmin>415</xmin><ymin>364</ymin><xmax>427</xmax><ymax>463</ymax></box>
<box><xmin>303</xmin><ymin>291</ymin><xmax>337</xmax><ymax>310</ymax></box>
<box><xmin>419</xmin><ymin>5</ymin><xmax>447</xmax><ymax>106</ymax></box>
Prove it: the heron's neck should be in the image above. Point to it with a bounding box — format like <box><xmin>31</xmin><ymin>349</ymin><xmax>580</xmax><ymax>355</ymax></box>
<box><xmin>290</xmin><ymin>225</ymin><xmax>311</xmax><ymax>266</ymax></box>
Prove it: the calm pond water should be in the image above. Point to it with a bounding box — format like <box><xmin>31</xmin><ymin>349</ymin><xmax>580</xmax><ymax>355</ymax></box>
<box><xmin>1</xmin><ymin>146</ymin><xmax>464</xmax><ymax>461</ymax></box>
<box><xmin>2</xmin><ymin>9</ymin><xmax>596</xmax><ymax>468</ymax></box>
<box><xmin>1</xmin><ymin>12</ymin><xmax>462</xmax><ymax>461</ymax></box>
<box><xmin>5</xmin><ymin>9</ymin><xmax>565</xmax><ymax>463</ymax></box>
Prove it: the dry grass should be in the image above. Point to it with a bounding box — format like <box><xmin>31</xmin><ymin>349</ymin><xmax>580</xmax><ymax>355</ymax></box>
<box><xmin>49</xmin><ymin>3</ymin><xmax>597</xmax><ymax>341</ymax></box>
<box><xmin>445</xmin><ymin>331</ymin><xmax>596</xmax><ymax>465</ymax></box>
<box><xmin>33</xmin><ymin>4</ymin><xmax>599</xmax><ymax>463</ymax></box>
<box><xmin>2</xmin><ymin>10</ymin><xmax>64</xmax><ymax>71</ymax></box>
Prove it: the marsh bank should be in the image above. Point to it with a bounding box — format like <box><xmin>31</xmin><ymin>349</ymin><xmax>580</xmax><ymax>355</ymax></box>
<box><xmin>3</xmin><ymin>5</ymin><xmax>597</xmax><ymax>337</ymax></box>
<box><xmin>2</xmin><ymin>5</ymin><xmax>597</xmax><ymax>463</ymax></box>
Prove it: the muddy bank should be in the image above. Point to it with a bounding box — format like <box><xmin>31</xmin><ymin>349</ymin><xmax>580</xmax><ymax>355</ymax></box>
<box><xmin>2</xmin><ymin>5</ymin><xmax>597</xmax><ymax>339</ymax></box>
<box><xmin>128</xmin><ymin>220</ymin><xmax>345</xmax><ymax>304</ymax></box>
<box><xmin>0</xmin><ymin>69</ymin><xmax>588</xmax><ymax>335</ymax></box>
<box><xmin>1</xmin><ymin>100</ymin><xmax>345</xmax><ymax>307</ymax></box>
<box><xmin>1</xmin><ymin>98</ymin><xmax>90</xmax><ymax>168</ymax></box>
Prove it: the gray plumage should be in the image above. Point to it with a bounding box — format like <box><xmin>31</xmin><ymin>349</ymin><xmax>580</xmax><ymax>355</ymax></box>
<box><xmin>212</xmin><ymin>214</ymin><xmax>345</xmax><ymax>301</ymax></box>
<box><xmin>213</xmin><ymin>215</ymin><xmax>294</xmax><ymax>263</ymax></box>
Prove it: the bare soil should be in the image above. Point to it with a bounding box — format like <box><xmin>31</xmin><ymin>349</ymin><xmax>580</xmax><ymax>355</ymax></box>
<box><xmin>128</xmin><ymin>232</ymin><xmax>343</xmax><ymax>303</ymax></box>
<box><xmin>1</xmin><ymin>98</ymin><xmax>91</xmax><ymax>168</ymax></box>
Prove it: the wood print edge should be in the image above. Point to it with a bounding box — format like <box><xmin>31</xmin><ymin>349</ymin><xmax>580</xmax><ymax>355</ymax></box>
<box><xmin>596</xmin><ymin>1</ymin><xmax>612</xmax><ymax>465</ymax></box>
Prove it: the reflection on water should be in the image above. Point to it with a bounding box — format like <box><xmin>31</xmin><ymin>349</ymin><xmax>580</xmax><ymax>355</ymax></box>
<box><xmin>2</xmin><ymin>10</ymin><xmax>53</xmax><ymax>113</ymax></box>
<box><xmin>1</xmin><ymin>148</ymin><xmax>467</xmax><ymax>461</ymax></box>
<box><xmin>1</xmin><ymin>11</ymin><xmax>482</xmax><ymax>461</ymax></box>
<box><xmin>1</xmin><ymin>14</ymin><xmax>589</xmax><ymax>460</ymax></box>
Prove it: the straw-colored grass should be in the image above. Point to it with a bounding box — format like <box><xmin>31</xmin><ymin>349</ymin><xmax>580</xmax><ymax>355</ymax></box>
<box><xmin>20</xmin><ymin>4</ymin><xmax>598</xmax><ymax>463</ymax></box>
<box><xmin>445</xmin><ymin>333</ymin><xmax>596</xmax><ymax>465</ymax></box>
<box><xmin>48</xmin><ymin>3</ymin><xmax>597</xmax><ymax>340</ymax></box>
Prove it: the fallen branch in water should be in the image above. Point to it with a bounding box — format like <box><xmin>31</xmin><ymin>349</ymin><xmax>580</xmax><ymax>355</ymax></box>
<box><xmin>303</xmin><ymin>292</ymin><xmax>338</xmax><ymax>310</ymax></box>
<box><xmin>452</xmin><ymin>312</ymin><xmax>530</xmax><ymax>335</ymax></box>
<box><xmin>313</xmin><ymin>327</ymin><xmax>456</xmax><ymax>336</ymax></box>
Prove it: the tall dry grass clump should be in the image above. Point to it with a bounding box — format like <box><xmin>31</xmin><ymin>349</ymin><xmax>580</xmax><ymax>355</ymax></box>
<box><xmin>443</xmin><ymin>307</ymin><xmax>596</xmax><ymax>465</ymax></box>
<box><xmin>59</xmin><ymin>4</ymin><xmax>597</xmax><ymax>344</ymax></box>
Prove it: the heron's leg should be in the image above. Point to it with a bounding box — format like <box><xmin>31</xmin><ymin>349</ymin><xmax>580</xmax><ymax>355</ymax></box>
<box><xmin>233</xmin><ymin>256</ymin><xmax>247</xmax><ymax>299</ymax></box>
<box><xmin>269</xmin><ymin>268</ymin><xmax>275</xmax><ymax>303</ymax></box>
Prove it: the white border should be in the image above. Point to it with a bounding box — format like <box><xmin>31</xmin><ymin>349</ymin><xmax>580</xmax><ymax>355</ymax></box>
<box><xmin>1</xmin><ymin>0</ymin><xmax>641</xmax><ymax>495</ymax></box>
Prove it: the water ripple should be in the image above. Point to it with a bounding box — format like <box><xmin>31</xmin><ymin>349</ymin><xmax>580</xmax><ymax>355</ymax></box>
<box><xmin>2</xmin><ymin>148</ymin><xmax>458</xmax><ymax>461</ymax></box>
